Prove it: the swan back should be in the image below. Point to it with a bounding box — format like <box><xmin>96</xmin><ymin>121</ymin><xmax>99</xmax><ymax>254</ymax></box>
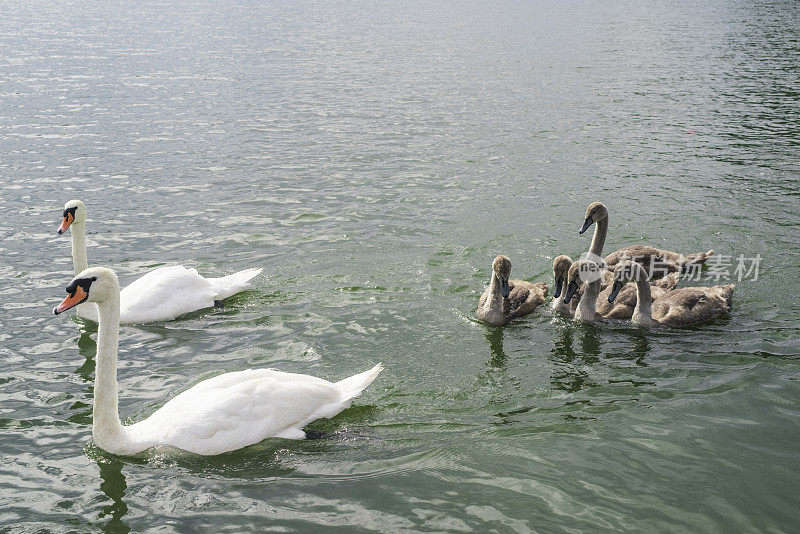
<box><xmin>596</xmin><ymin>272</ymin><xmax>679</xmax><ymax>320</ymax></box>
<box><xmin>128</xmin><ymin>365</ymin><xmax>383</xmax><ymax>455</ymax></box>
<box><xmin>611</xmin><ymin>261</ymin><xmax>734</xmax><ymax>327</ymax></box>
<box><xmin>207</xmin><ymin>268</ymin><xmax>263</xmax><ymax>300</ymax></box>
<box><xmin>119</xmin><ymin>266</ymin><xmax>219</xmax><ymax>323</ymax></box>
<box><xmin>651</xmin><ymin>284</ymin><xmax>734</xmax><ymax>327</ymax></box>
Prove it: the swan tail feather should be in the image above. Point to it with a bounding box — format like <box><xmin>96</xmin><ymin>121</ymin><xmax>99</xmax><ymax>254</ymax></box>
<box><xmin>274</xmin><ymin>427</ymin><xmax>306</xmax><ymax>440</ymax></box>
<box><xmin>681</xmin><ymin>249</ymin><xmax>715</xmax><ymax>271</ymax></box>
<box><xmin>209</xmin><ymin>267</ymin><xmax>263</xmax><ymax>300</ymax></box>
<box><xmin>335</xmin><ymin>363</ymin><xmax>383</xmax><ymax>402</ymax></box>
<box><xmin>719</xmin><ymin>283</ymin><xmax>735</xmax><ymax>311</ymax></box>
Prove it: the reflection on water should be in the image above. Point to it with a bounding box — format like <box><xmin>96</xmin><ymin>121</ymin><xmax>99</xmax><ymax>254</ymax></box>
<box><xmin>549</xmin><ymin>323</ymin><xmax>603</xmax><ymax>393</ymax></box>
<box><xmin>626</xmin><ymin>329</ymin><xmax>650</xmax><ymax>367</ymax></box>
<box><xmin>551</xmin><ymin>323</ymin><xmax>577</xmax><ymax>364</ymax></box>
<box><xmin>483</xmin><ymin>327</ymin><xmax>507</xmax><ymax>368</ymax></box>
<box><xmin>72</xmin><ymin>324</ymin><xmax>131</xmax><ymax>532</ymax></box>
<box><xmin>97</xmin><ymin>459</ymin><xmax>130</xmax><ymax>534</ymax></box>
<box><xmin>75</xmin><ymin>325</ymin><xmax>98</xmax><ymax>382</ymax></box>
<box><xmin>170</xmin><ymin>442</ymin><xmax>301</xmax><ymax>480</ymax></box>
<box><xmin>578</xmin><ymin>323</ymin><xmax>602</xmax><ymax>364</ymax></box>
<box><xmin>68</xmin><ymin>325</ymin><xmax>97</xmax><ymax>425</ymax></box>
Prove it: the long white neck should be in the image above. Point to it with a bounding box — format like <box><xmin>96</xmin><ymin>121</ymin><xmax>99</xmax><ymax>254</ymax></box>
<box><xmin>70</xmin><ymin>222</ymin><xmax>89</xmax><ymax>276</ymax></box>
<box><xmin>70</xmin><ymin>221</ymin><xmax>99</xmax><ymax>320</ymax></box>
<box><xmin>631</xmin><ymin>269</ymin><xmax>657</xmax><ymax>326</ymax></box>
<box><xmin>92</xmin><ymin>289</ymin><xmax>126</xmax><ymax>451</ymax></box>
<box><xmin>575</xmin><ymin>279</ymin><xmax>601</xmax><ymax>321</ymax></box>
<box><xmin>589</xmin><ymin>217</ymin><xmax>608</xmax><ymax>258</ymax></box>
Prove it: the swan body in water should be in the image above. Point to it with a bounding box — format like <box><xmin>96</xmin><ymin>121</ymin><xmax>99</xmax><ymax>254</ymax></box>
<box><xmin>607</xmin><ymin>261</ymin><xmax>734</xmax><ymax>327</ymax></box>
<box><xmin>477</xmin><ymin>255</ymin><xmax>547</xmax><ymax>326</ymax></box>
<box><xmin>553</xmin><ymin>255</ymin><xmax>679</xmax><ymax>319</ymax></box>
<box><xmin>58</xmin><ymin>200</ymin><xmax>262</xmax><ymax>324</ymax></box>
<box><xmin>53</xmin><ymin>266</ymin><xmax>383</xmax><ymax>456</ymax></box>
<box><xmin>579</xmin><ymin>201</ymin><xmax>714</xmax><ymax>277</ymax></box>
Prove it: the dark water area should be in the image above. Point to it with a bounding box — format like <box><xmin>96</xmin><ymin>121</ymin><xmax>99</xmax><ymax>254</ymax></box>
<box><xmin>1</xmin><ymin>1</ymin><xmax>799</xmax><ymax>532</ymax></box>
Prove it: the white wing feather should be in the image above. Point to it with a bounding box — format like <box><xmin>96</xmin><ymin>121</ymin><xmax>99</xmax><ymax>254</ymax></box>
<box><xmin>119</xmin><ymin>266</ymin><xmax>216</xmax><ymax>323</ymax></box>
<box><xmin>127</xmin><ymin>368</ymin><xmax>372</xmax><ymax>455</ymax></box>
<box><xmin>87</xmin><ymin>265</ymin><xmax>263</xmax><ymax>324</ymax></box>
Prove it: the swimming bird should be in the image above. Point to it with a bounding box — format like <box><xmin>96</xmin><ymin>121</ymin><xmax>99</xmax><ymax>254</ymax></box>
<box><xmin>53</xmin><ymin>266</ymin><xmax>383</xmax><ymax>456</ymax></box>
<box><xmin>553</xmin><ymin>255</ymin><xmax>679</xmax><ymax>319</ymax></box>
<box><xmin>562</xmin><ymin>259</ymin><xmax>605</xmax><ymax>322</ymax></box>
<box><xmin>607</xmin><ymin>261</ymin><xmax>734</xmax><ymax>327</ymax></box>
<box><xmin>579</xmin><ymin>201</ymin><xmax>714</xmax><ymax>276</ymax></box>
<box><xmin>57</xmin><ymin>200</ymin><xmax>262</xmax><ymax>324</ymax></box>
<box><xmin>551</xmin><ymin>255</ymin><xmax>579</xmax><ymax>315</ymax></box>
<box><xmin>477</xmin><ymin>255</ymin><xmax>547</xmax><ymax>326</ymax></box>
<box><xmin>596</xmin><ymin>271</ymin><xmax>680</xmax><ymax>320</ymax></box>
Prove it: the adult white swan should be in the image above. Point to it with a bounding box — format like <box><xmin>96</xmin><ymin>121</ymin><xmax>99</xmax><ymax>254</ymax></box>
<box><xmin>53</xmin><ymin>266</ymin><xmax>383</xmax><ymax>456</ymax></box>
<box><xmin>58</xmin><ymin>200</ymin><xmax>262</xmax><ymax>324</ymax></box>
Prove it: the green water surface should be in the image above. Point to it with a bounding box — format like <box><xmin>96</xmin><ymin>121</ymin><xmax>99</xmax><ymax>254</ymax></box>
<box><xmin>1</xmin><ymin>1</ymin><xmax>799</xmax><ymax>532</ymax></box>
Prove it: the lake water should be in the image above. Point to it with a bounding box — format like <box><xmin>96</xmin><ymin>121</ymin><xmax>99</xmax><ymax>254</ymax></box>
<box><xmin>1</xmin><ymin>1</ymin><xmax>799</xmax><ymax>532</ymax></box>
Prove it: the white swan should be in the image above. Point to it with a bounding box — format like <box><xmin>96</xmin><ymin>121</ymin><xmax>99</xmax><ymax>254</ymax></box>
<box><xmin>58</xmin><ymin>200</ymin><xmax>262</xmax><ymax>324</ymax></box>
<box><xmin>53</xmin><ymin>266</ymin><xmax>383</xmax><ymax>456</ymax></box>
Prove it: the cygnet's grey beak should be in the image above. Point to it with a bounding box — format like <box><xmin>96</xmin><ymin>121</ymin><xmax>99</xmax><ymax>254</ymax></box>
<box><xmin>553</xmin><ymin>278</ymin><xmax>563</xmax><ymax>299</ymax></box>
<box><xmin>607</xmin><ymin>281</ymin><xmax>624</xmax><ymax>303</ymax></box>
<box><xmin>563</xmin><ymin>280</ymin><xmax>579</xmax><ymax>303</ymax></box>
<box><xmin>500</xmin><ymin>278</ymin><xmax>510</xmax><ymax>299</ymax></box>
<box><xmin>579</xmin><ymin>216</ymin><xmax>593</xmax><ymax>234</ymax></box>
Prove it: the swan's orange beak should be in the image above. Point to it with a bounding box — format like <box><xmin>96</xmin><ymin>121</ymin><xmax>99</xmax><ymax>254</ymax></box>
<box><xmin>53</xmin><ymin>286</ymin><xmax>88</xmax><ymax>314</ymax></box>
<box><xmin>57</xmin><ymin>212</ymin><xmax>74</xmax><ymax>234</ymax></box>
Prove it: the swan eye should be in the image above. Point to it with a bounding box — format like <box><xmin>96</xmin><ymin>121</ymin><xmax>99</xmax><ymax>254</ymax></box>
<box><xmin>66</xmin><ymin>276</ymin><xmax>95</xmax><ymax>295</ymax></box>
<box><xmin>59</xmin><ymin>207</ymin><xmax>78</xmax><ymax>234</ymax></box>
